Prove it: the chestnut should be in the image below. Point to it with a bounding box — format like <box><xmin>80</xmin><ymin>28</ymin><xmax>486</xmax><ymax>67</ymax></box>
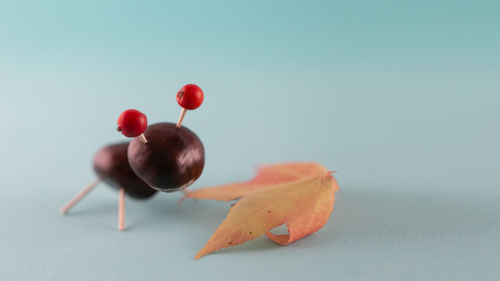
<box><xmin>127</xmin><ymin>122</ymin><xmax>205</xmax><ymax>192</ymax></box>
<box><xmin>93</xmin><ymin>142</ymin><xmax>157</xmax><ymax>199</ymax></box>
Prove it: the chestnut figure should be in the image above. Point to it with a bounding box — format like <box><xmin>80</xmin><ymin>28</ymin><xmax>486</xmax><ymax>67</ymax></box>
<box><xmin>128</xmin><ymin>122</ymin><xmax>205</xmax><ymax>192</ymax></box>
<box><xmin>93</xmin><ymin>142</ymin><xmax>157</xmax><ymax>199</ymax></box>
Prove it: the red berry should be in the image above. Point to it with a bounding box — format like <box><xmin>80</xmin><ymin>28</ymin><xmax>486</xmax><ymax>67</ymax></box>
<box><xmin>176</xmin><ymin>84</ymin><xmax>204</xmax><ymax>110</ymax></box>
<box><xmin>117</xmin><ymin>109</ymin><xmax>148</xmax><ymax>138</ymax></box>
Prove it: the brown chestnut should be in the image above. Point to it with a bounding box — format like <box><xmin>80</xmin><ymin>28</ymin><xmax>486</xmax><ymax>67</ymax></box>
<box><xmin>93</xmin><ymin>142</ymin><xmax>157</xmax><ymax>199</ymax></box>
<box><xmin>127</xmin><ymin>122</ymin><xmax>205</xmax><ymax>192</ymax></box>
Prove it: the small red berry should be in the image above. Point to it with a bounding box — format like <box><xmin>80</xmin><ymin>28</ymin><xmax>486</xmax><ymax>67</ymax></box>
<box><xmin>176</xmin><ymin>84</ymin><xmax>204</xmax><ymax>110</ymax></box>
<box><xmin>117</xmin><ymin>109</ymin><xmax>148</xmax><ymax>138</ymax></box>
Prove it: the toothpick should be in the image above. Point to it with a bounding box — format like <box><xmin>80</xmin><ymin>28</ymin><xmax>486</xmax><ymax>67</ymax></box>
<box><xmin>60</xmin><ymin>177</ymin><xmax>102</xmax><ymax>215</ymax></box>
<box><xmin>177</xmin><ymin>108</ymin><xmax>187</xmax><ymax>128</ymax></box>
<box><xmin>138</xmin><ymin>134</ymin><xmax>148</xmax><ymax>144</ymax></box>
<box><xmin>118</xmin><ymin>188</ymin><xmax>125</xmax><ymax>231</ymax></box>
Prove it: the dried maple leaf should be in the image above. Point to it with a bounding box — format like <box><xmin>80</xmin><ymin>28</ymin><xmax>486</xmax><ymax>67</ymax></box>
<box><xmin>186</xmin><ymin>163</ymin><xmax>339</xmax><ymax>260</ymax></box>
<box><xmin>182</xmin><ymin>162</ymin><xmax>331</xmax><ymax>202</ymax></box>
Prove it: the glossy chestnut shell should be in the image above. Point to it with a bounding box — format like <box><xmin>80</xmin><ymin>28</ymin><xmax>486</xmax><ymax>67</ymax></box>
<box><xmin>127</xmin><ymin>122</ymin><xmax>205</xmax><ymax>192</ymax></box>
<box><xmin>93</xmin><ymin>142</ymin><xmax>157</xmax><ymax>199</ymax></box>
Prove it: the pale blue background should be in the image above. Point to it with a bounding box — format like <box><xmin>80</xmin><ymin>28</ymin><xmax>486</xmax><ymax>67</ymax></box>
<box><xmin>1</xmin><ymin>0</ymin><xmax>499</xmax><ymax>280</ymax></box>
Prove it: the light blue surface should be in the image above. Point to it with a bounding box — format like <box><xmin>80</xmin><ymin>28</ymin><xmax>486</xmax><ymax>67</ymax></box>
<box><xmin>1</xmin><ymin>0</ymin><xmax>499</xmax><ymax>280</ymax></box>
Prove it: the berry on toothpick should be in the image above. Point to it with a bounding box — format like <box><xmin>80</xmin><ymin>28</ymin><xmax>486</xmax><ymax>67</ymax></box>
<box><xmin>176</xmin><ymin>84</ymin><xmax>204</xmax><ymax>128</ymax></box>
<box><xmin>117</xmin><ymin>109</ymin><xmax>148</xmax><ymax>143</ymax></box>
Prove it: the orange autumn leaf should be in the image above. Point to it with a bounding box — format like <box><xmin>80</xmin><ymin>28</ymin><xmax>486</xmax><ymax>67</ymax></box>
<box><xmin>193</xmin><ymin>165</ymin><xmax>339</xmax><ymax>259</ymax></box>
<box><xmin>182</xmin><ymin>162</ymin><xmax>331</xmax><ymax>202</ymax></box>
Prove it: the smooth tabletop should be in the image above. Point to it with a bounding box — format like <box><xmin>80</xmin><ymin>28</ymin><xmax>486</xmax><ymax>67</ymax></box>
<box><xmin>1</xmin><ymin>1</ymin><xmax>499</xmax><ymax>280</ymax></box>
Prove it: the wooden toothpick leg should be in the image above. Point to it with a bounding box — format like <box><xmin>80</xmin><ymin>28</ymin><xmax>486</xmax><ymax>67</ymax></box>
<box><xmin>176</xmin><ymin>108</ymin><xmax>187</xmax><ymax>128</ymax></box>
<box><xmin>60</xmin><ymin>177</ymin><xmax>102</xmax><ymax>215</ymax></box>
<box><xmin>118</xmin><ymin>188</ymin><xmax>125</xmax><ymax>231</ymax></box>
